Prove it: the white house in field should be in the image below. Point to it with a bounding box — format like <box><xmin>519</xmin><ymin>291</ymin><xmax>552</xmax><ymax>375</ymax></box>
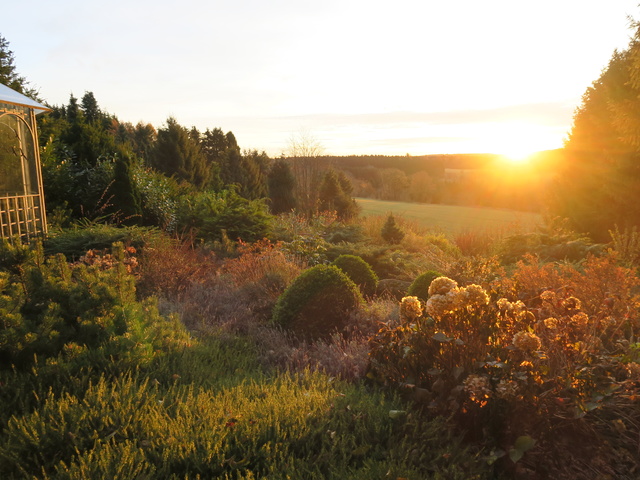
<box><xmin>0</xmin><ymin>83</ymin><xmax>49</xmax><ymax>240</ymax></box>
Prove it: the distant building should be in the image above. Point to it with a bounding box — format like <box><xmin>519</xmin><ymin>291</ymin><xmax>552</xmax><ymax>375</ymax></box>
<box><xmin>0</xmin><ymin>84</ymin><xmax>50</xmax><ymax>240</ymax></box>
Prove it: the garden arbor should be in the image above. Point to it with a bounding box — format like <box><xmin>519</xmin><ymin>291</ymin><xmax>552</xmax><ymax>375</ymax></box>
<box><xmin>0</xmin><ymin>84</ymin><xmax>49</xmax><ymax>240</ymax></box>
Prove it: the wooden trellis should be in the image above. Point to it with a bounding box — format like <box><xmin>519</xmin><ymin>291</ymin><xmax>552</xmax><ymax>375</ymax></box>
<box><xmin>0</xmin><ymin>84</ymin><xmax>49</xmax><ymax>241</ymax></box>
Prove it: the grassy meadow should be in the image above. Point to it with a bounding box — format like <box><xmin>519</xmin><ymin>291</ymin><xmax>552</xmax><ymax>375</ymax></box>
<box><xmin>357</xmin><ymin>198</ymin><xmax>542</xmax><ymax>234</ymax></box>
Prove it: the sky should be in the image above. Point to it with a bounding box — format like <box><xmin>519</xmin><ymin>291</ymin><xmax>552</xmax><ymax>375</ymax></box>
<box><xmin>3</xmin><ymin>0</ymin><xmax>639</xmax><ymax>157</ymax></box>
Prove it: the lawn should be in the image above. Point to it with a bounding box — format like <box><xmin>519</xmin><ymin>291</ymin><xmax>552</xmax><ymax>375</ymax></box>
<box><xmin>357</xmin><ymin>198</ymin><xmax>542</xmax><ymax>234</ymax></box>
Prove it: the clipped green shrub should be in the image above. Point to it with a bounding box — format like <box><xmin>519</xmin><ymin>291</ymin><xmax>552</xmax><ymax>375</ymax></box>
<box><xmin>331</xmin><ymin>254</ymin><xmax>378</xmax><ymax>297</ymax></box>
<box><xmin>407</xmin><ymin>270</ymin><xmax>442</xmax><ymax>302</ymax></box>
<box><xmin>272</xmin><ymin>265</ymin><xmax>363</xmax><ymax>339</ymax></box>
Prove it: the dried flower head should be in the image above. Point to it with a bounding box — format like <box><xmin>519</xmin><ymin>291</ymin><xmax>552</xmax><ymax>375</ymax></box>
<box><xmin>570</xmin><ymin>312</ymin><xmax>589</xmax><ymax>329</ymax></box>
<box><xmin>463</xmin><ymin>374</ymin><xmax>492</xmax><ymax>403</ymax></box>
<box><xmin>562</xmin><ymin>296</ymin><xmax>582</xmax><ymax>311</ymax></box>
<box><xmin>461</xmin><ymin>284</ymin><xmax>489</xmax><ymax>307</ymax></box>
<box><xmin>496</xmin><ymin>298</ymin><xmax>510</xmax><ymax>311</ymax></box>
<box><xmin>496</xmin><ymin>298</ymin><xmax>526</xmax><ymax>318</ymax></box>
<box><xmin>540</xmin><ymin>290</ymin><xmax>556</xmax><ymax>303</ymax></box>
<box><xmin>400</xmin><ymin>296</ymin><xmax>422</xmax><ymax>322</ymax></box>
<box><xmin>425</xmin><ymin>289</ymin><xmax>462</xmax><ymax>317</ymax></box>
<box><xmin>496</xmin><ymin>379</ymin><xmax>519</xmax><ymax>399</ymax></box>
<box><xmin>428</xmin><ymin>277</ymin><xmax>458</xmax><ymax>296</ymax></box>
<box><xmin>543</xmin><ymin>317</ymin><xmax>559</xmax><ymax>329</ymax></box>
<box><xmin>513</xmin><ymin>331</ymin><xmax>541</xmax><ymax>352</ymax></box>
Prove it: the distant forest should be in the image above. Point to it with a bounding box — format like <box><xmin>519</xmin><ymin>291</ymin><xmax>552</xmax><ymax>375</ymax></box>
<box><xmin>318</xmin><ymin>150</ymin><xmax>564</xmax><ymax>213</ymax></box>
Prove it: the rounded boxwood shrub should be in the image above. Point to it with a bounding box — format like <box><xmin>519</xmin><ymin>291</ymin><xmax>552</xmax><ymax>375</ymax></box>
<box><xmin>331</xmin><ymin>254</ymin><xmax>378</xmax><ymax>297</ymax></box>
<box><xmin>272</xmin><ymin>264</ymin><xmax>363</xmax><ymax>339</ymax></box>
<box><xmin>407</xmin><ymin>270</ymin><xmax>442</xmax><ymax>302</ymax></box>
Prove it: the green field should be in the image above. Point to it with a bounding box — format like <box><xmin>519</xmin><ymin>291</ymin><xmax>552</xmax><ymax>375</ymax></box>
<box><xmin>357</xmin><ymin>197</ymin><xmax>542</xmax><ymax>234</ymax></box>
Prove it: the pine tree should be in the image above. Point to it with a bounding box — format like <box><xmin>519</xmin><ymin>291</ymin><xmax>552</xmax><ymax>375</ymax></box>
<box><xmin>0</xmin><ymin>35</ymin><xmax>37</xmax><ymax>98</ymax></box>
<box><xmin>268</xmin><ymin>159</ymin><xmax>296</xmax><ymax>214</ymax></box>
<box><xmin>151</xmin><ymin>117</ymin><xmax>211</xmax><ymax>188</ymax></box>
<box><xmin>381</xmin><ymin>214</ymin><xmax>404</xmax><ymax>244</ymax></box>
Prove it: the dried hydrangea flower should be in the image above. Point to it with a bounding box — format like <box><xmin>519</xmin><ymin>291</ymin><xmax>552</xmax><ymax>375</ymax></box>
<box><xmin>400</xmin><ymin>296</ymin><xmax>422</xmax><ymax>322</ymax></box>
<box><xmin>462</xmin><ymin>284</ymin><xmax>489</xmax><ymax>307</ymax></box>
<box><xmin>496</xmin><ymin>379</ymin><xmax>519</xmax><ymax>399</ymax></box>
<box><xmin>426</xmin><ymin>289</ymin><xmax>462</xmax><ymax>317</ymax></box>
<box><xmin>463</xmin><ymin>374</ymin><xmax>492</xmax><ymax>403</ymax></box>
<box><xmin>562</xmin><ymin>296</ymin><xmax>582</xmax><ymax>311</ymax></box>
<box><xmin>540</xmin><ymin>290</ymin><xmax>556</xmax><ymax>302</ymax></box>
<box><xmin>513</xmin><ymin>331</ymin><xmax>541</xmax><ymax>352</ymax></box>
<box><xmin>428</xmin><ymin>276</ymin><xmax>458</xmax><ymax>296</ymax></box>
<box><xmin>570</xmin><ymin>312</ymin><xmax>589</xmax><ymax>329</ymax></box>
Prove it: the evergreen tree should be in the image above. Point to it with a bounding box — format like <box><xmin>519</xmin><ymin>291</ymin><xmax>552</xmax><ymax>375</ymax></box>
<box><xmin>109</xmin><ymin>152</ymin><xmax>142</xmax><ymax>224</ymax></box>
<box><xmin>0</xmin><ymin>35</ymin><xmax>37</xmax><ymax>98</ymax></box>
<box><xmin>151</xmin><ymin>117</ymin><xmax>211</xmax><ymax>188</ymax></box>
<box><xmin>381</xmin><ymin>214</ymin><xmax>404</xmax><ymax>244</ymax></box>
<box><xmin>268</xmin><ymin>159</ymin><xmax>296</xmax><ymax>214</ymax></box>
<box><xmin>551</xmin><ymin>25</ymin><xmax>640</xmax><ymax>240</ymax></box>
<box><xmin>81</xmin><ymin>91</ymin><xmax>100</xmax><ymax>123</ymax></box>
<box><xmin>318</xmin><ymin>169</ymin><xmax>359</xmax><ymax>220</ymax></box>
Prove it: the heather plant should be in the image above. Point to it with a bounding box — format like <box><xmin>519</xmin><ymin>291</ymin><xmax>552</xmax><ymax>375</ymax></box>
<box><xmin>272</xmin><ymin>264</ymin><xmax>364</xmax><ymax>340</ymax></box>
<box><xmin>331</xmin><ymin>254</ymin><xmax>378</xmax><ymax>297</ymax></box>
<box><xmin>0</xmin><ymin>364</ymin><xmax>486</xmax><ymax>479</ymax></box>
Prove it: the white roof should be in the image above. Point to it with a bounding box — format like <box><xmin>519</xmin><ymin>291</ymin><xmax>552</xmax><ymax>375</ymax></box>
<box><xmin>0</xmin><ymin>83</ymin><xmax>49</xmax><ymax>114</ymax></box>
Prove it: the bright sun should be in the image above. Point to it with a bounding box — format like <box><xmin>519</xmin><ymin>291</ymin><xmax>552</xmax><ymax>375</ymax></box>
<box><xmin>502</xmin><ymin>147</ymin><xmax>536</xmax><ymax>164</ymax></box>
<box><xmin>496</xmin><ymin>124</ymin><xmax>552</xmax><ymax>164</ymax></box>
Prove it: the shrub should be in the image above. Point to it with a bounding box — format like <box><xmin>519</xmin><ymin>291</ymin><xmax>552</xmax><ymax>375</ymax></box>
<box><xmin>381</xmin><ymin>213</ymin><xmax>404</xmax><ymax>244</ymax></box>
<box><xmin>176</xmin><ymin>189</ymin><xmax>273</xmax><ymax>244</ymax></box>
<box><xmin>271</xmin><ymin>265</ymin><xmax>363</xmax><ymax>340</ymax></box>
<box><xmin>369</xmin><ymin>270</ymin><xmax>640</xmax><ymax>478</ymax></box>
<box><xmin>331</xmin><ymin>254</ymin><xmax>378</xmax><ymax>297</ymax></box>
<box><xmin>407</xmin><ymin>270</ymin><xmax>442</xmax><ymax>302</ymax></box>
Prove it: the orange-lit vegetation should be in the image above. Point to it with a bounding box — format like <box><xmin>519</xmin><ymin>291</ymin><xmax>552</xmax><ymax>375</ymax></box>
<box><xmin>4</xmin><ymin>16</ymin><xmax>640</xmax><ymax>478</ymax></box>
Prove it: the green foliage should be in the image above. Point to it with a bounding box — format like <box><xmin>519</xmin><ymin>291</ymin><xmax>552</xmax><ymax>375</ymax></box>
<box><xmin>176</xmin><ymin>189</ymin><xmax>273</xmax><ymax>243</ymax></box>
<box><xmin>43</xmin><ymin>224</ymin><xmax>156</xmax><ymax>260</ymax></box>
<box><xmin>0</xmin><ymin>241</ymin><xmax>190</xmax><ymax>370</ymax></box>
<box><xmin>318</xmin><ymin>169</ymin><xmax>359</xmax><ymax>220</ymax></box>
<box><xmin>272</xmin><ymin>265</ymin><xmax>364</xmax><ymax>339</ymax></box>
<box><xmin>551</xmin><ymin>24</ymin><xmax>640</xmax><ymax>240</ymax></box>
<box><xmin>151</xmin><ymin>117</ymin><xmax>212</xmax><ymax>189</ymax></box>
<box><xmin>0</xmin><ymin>35</ymin><xmax>38</xmax><ymax>98</ymax></box>
<box><xmin>0</xmin><ymin>367</ymin><xmax>485</xmax><ymax>479</ymax></box>
<box><xmin>331</xmin><ymin>254</ymin><xmax>378</xmax><ymax>297</ymax></box>
<box><xmin>407</xmin><ymin>270</ymin><xmax>442</xmax><ymax>302</ymax></box>
<box><xmin>108</xmin><ymin>153</ymin><xmax>142</xmax><ymax>223</ymax></box>
<box><xmin>268</xmin><ymin>158</ymin><xmax>296</xmax><ymax>214</ymax></box>
<box><xmin>381</xmin><ymin>213</ymin><xmax>404</xmax><ymax>244</ymax></box>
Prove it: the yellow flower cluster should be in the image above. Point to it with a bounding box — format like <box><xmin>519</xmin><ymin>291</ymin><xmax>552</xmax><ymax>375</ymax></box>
<box><xmin>543</xmin><ymin>317</ymin><xmax>559</xmax><ymax>329</ymax></box>
<box><xmin>461</xmin><ymin>284</ymin><xmax>490</xmax><ymax>307</ymax></box>
<box><xmin>463</xmin><ymin>374</ymin><xmax>492</xmax><ymax>403</ymax></box>
<box><xmin>513</xmin><ymin>331</ymin><xmax>541</xmax><ymax>352</ymax></box>
<box><xmin>425</xmin><ymin>277</ymin><xmax>489</xmax><ymax>318</ymax></box>
<box><xmin>400</xmin><ymin>296</ymin><xmax>422</xmax><ymax>322</ymax></box>
<box><xmin>428</xmin><ymin>277</ymin><xmax>459</xmax><ymax>296</ymax></box>
<box><xmin>540</xmin><ymin>290</ymin><xmax>556</xmax><ymax>302</ymax></box>
<box><xmin>496</xmin><ymin>298</ymin><xmax>527</xmax><ymax>318</ymax></box>
<box><xmin>570</xmin><ymin>312</ymin><xmax>589</xmax><ymax>329</ymax></box>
